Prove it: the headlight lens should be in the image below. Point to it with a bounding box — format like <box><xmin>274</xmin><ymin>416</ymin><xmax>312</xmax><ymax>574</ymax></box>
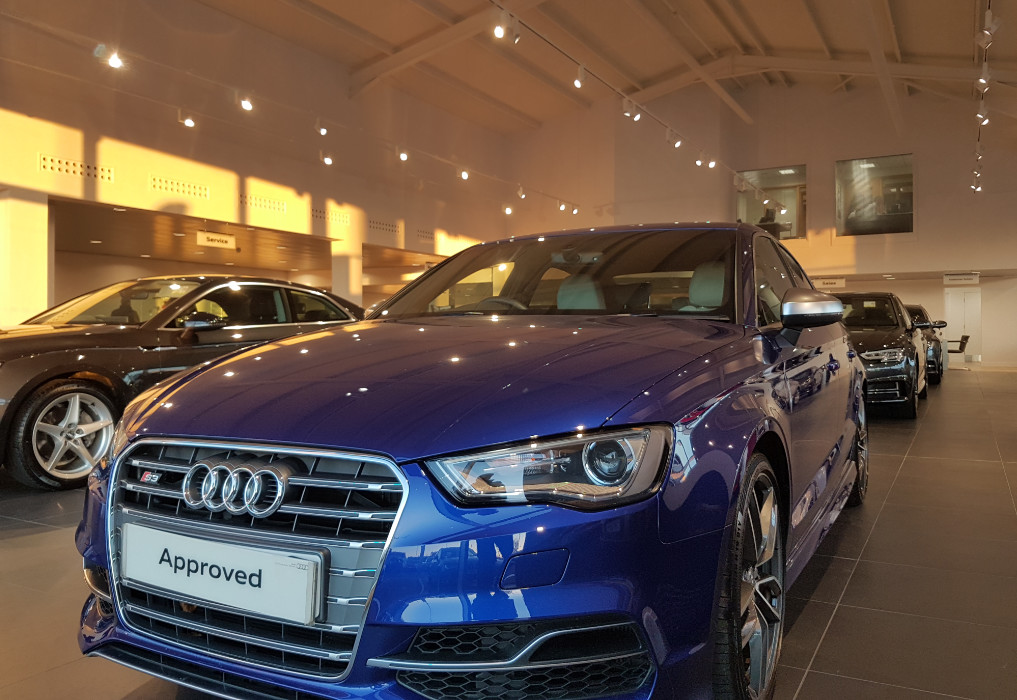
<box><xmin>426</xmin><ymin>426</ymin><xmax>672</xmax><ymax>510</ymax></box>
<box><xmin>861</xmin><ymin>348</ymin><xmax>905</xmax><ymax>362</ymax></box>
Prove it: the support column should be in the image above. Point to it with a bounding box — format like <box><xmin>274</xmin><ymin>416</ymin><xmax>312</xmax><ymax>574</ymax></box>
<box><xmin>0</xmin><ymin>188</ymin><xmax>52</xmax><ymax>325</ymax></box>
<box><xmin>330</xmin><ymin>212</ymin><xmax>365</xmax><ymax>306</ymax></box>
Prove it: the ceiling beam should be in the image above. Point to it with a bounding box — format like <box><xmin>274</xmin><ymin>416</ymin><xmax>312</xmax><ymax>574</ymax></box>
<box><xmin>350</xmin><ymin>0</ymin><xmax>544</xmax><ymax>96</ymax></box>
<box><xmin>692</xmin><ymin>0</ymin><xmax>771</xmax><ymax>86</ymax></box>
<box><xmin>799</xmin><ymin>0</ymin><xmax>852</xmax><ymax>91</ymax></box>
<box><xmin>855</xmin><ymin>0</ymin><xmax>905</xmax><ymax>134</ymax></box>
<box><xmin>278</xmin><ymin>0</ymin><xmax>540</xmax><ymax>128</ymax></box>
<box><xmin>535</xmin><ymin>4</ymin><xmax>645</xmax><ymax>90</ymax></box>
<box><xmin>712</xmin><ymin>0</ymin><xmax>789</xmax><ymax>86</ymax></box>
<box><xmin>402</xmin><ymin>0</ymin><xmax>590</xmax><ymax>109</ymax></box>
<box><xmin>628</xmin><ymin>56</ymin><xmax>765</xmax><ymax>103</ymax></box>
<box><xmin>641</xmin><ymin>0</ymin><xmax>745</xmax><ymax>89</ymax></box>
<box><xmin>624</xmin><ymin>0</ymin><xmax>753</xmax><ymax>124</ymax></box>
<box><xmin>731</xmin><ymin>54</ymin><xmax>1017</xmax><ymax>83</ymax></box>
<box><xmin>880</xmin><ymin>0</ymin><xmax>903</xmax><ymax>63</ymax></box>
<box><xmin>902</xmin><ymin>80</ymin><xmax>1017</xmax><ymax>121</ymax></box>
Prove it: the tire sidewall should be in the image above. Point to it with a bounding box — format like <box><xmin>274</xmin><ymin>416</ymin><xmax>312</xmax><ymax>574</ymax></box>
<box><xmin>713</xmin><ymin>453</ymin><xmax>785</xmax><ymax>700</ymax></box>
<box><xmin>7</xmin><ymin>380</ymin><xmax>116</xmax><ymax>490</ymax></box>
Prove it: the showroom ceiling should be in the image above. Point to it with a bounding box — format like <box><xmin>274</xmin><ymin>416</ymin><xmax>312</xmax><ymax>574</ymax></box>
<box><xmin>195</xmin><ymin>0</ymin><xmax>1014</xmax><ymax>134</ymax></box>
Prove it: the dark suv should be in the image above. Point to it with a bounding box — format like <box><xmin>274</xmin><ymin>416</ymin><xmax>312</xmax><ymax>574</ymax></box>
<box><xmin>0</xmin><ymin>275</ymin><xmax>361</xmax><ymax>489</ymax></box>
<box><xmin>835</xmin><ymin>291</ymin><xmax>929</xmax><ymax>417</ymax></box>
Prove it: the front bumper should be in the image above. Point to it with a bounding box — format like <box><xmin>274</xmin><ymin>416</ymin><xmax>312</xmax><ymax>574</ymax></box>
<box><xmin>78</xmin><ymin>455</ymin><xmax>726</xmax><ymax>700</ymax></box>
<box><xmin>860</xmin><ymin>358</ymin><xmax>913</xmax><ymax>404</ymax></box>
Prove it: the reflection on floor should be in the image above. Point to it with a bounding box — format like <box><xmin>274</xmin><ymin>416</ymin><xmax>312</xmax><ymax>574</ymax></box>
<box><xmin>2</xmin><ymin>368</ymin><xmax>1016</xmax><ymax>699</ymax></box>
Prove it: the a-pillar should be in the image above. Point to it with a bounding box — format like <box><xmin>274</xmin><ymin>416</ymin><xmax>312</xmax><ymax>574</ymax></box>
<box><xmin>0</xmin><ymin>188</ymin><xmax>53</xmax><ymax>325</ymax></box>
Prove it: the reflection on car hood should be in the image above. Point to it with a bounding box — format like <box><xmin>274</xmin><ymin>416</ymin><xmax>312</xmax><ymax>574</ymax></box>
<box><xmin>125</xmin><ymin>316</ymin><xmax>744</xmax><ymax>462</ymax></box>
<box><xmin>845</xmin><ymin>327</ymin><xmax>909</xmax><ymax>353</ymax></box>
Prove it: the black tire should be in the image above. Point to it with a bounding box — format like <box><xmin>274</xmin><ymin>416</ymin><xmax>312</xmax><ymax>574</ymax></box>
<box><xmin>898</xmin><ymin>380</ymin><xmax>918</xmax><ymax>419</ymax></box>
<box><xmin>713</xmin><ymin>453</ymin><xmax>785</xmax><ymax>699</ymax></box>
<box><xmin>7</xmin><ymin>379</ymin><xmax>117</xmax><ymax>490</ymax></box>
<box><xmin>847</xmin><ymin>401</ymin><xmax>868</xmax><ymax>507</ymax></box>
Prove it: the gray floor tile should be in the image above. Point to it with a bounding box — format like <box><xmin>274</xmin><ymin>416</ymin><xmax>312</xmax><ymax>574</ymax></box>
<box><xmin>795</xmin><ymin>671</ymin><xmax>970</xmax><ymax>699</ymax></box>
<box><xmin>841</xmin><ymin>559</ymin><xmax>1017</xmax><ymax>628</ymax></box>
<box><xmin>772</xmin><ymin>665</ymin><xmax>806</xmax><ymax>700</ymax></box>
<box><xmin>874</xmin><ymin>501</ymin><xmax>1017</xmax><ymax>540</ymax></box>
<box><xmin>811</xmin><ymin>606</ymin><xmax>1017</xmax><ymax>699</ymax></box>
<box><xmin>861</xmin><ymin>522</ymin><xmax>1017</xmax><ymax>578</ymax></box>
<box><xmin>788</xmin><ymin>555</ymin><xmax>856</xmax><ymax>604</ymax></box>
<box><xmin>780</xmin><ymin>598</ymin><xmax>836</xmax><ymax>669</ymax></box>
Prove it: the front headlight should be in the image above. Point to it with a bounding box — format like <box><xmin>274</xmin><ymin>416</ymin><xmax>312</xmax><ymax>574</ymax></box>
<box><xmin>426</xmin><ymin>425</ymin><xmax>672</xmax><ymax>510</ymax></box>
<box><xmin>861</xmin><ymin>348</ymin><xmax>905</xmax><ymax>362</ymax></box>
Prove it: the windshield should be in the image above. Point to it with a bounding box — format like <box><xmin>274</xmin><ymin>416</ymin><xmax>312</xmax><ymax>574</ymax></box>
<box><xmin>375</xmin><ymin>228</ymin><xmax>736</xmax><ymax>320</ymax></box>
<box><xmin>27</xmin><ymin>279</ymin><xmax>203</xmax><ymax>326</ymax></box>
<box><xmin>839</xmin><ymin>296</ymin><xmax>900</xmax><ymax>328</ymax></box>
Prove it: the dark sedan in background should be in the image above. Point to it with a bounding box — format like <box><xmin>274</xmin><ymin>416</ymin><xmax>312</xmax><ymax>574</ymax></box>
<box><xmin>905</xmin><ymin>304</ymin><xmax>947</xmax><ymax>384</ymax></box>
<box><xmin>78</xmin><ymin>223</ymin><xmax>867</xmax><ymax>699</ymax></box>
<box><xmin>0</xmin><ymin>275</ymin><xmax>361</xmax><ymax>490</ymax></box>
<box><xmin>835</xmin><ymin>291</ymin><xmax>929</xmax><ymax>418</ymax></box>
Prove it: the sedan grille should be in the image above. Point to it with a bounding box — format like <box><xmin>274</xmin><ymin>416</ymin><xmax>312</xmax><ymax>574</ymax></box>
<box><xmin>109</xmin><ymin>439</ymin><xmax>406</xmax><ymax>680</ymax></box>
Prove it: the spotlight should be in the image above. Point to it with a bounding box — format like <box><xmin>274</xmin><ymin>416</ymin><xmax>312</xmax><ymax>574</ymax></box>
<box><xmin>666</xmin><ymin>129</ymin><xmax>682</xmax><ymax>148</ymax></box>
<box><xmin>399</xmin><ymin>150</ymin><xmax>408</xmax><ymax>162</ymax></box>
<box><xmin>316</xmin><ymin>118</ymin><xmax>327</xmax><ymax>136</ymax></box>
<box><xmin>240</xmin><ymin>97</ymin><xmax>253</xmax><ymax>111</ymax></box>
<box><xmin>622</xmin><ymin>98</ymin><xmax>641</xmax><ymax>120</ymax></box>
<box><xmin>177</xmin><ymin>109</ymin><xmax>195</xmax><ymax>128</ymax></box>
<box><xmin>460</xmin><ymin>169</ymin><xmax>469</xmax><ymax>180</ymax></box>
<box><xmin>559</xmin><ymin>201</ymin><xmax>567</xmax><ymax>211</ymax></box>
<box><xmin>574</xmin><ymin>65</ymin><xmax>586</xmax><ymax>89</ymax></box>
<box><xmin>779</xmin><ymin>206</ymin><xmax>787</xmax><ymax>215</ymax></box>
<box><xmin>321</xmin><ymin>151</ymin><xmax>333</xmax><ymax>165</ymax></box>
<box><xmin>517</xmin><ymin>185</ymin><xmax>526</xmax><ymax>199</ymax></box>
<box><xmin>572</xmin><ymin>206</ymin><xmax>579</xmax><ymax>215</ymax></box>
<box><xmin>494</xmin><ymin>11</ymin><xmax>509</xmax><ymax>39</ymax></box>
<box><xmin>979</xmin><ymin>62</ymin><xmax>990</xmax><ymax>88</ymax></box>
<box><xmin>976</xmin><ymin>9</ymin><xmax>1002</xmax><ymax>49</ymax></box>
<box><xmin>763</xmin><ymin>198</ymin><xmax>770</xmax><ymax>205</ymax></box>
<box><xmin>107</xmin><ymin>51</ymin><xmax>123</xmax><ymax>69</ymax></box>
<box><xmin>695</xmin><ymin>152</ymin><xmax>703</xmax><ymax>167</ymax></box>
<box><xmin>505</xmin><ymin>206</ymin><xmax>513</xmax><ymax>215</ymax></box>
<box><xmin>511</xmin><ymin>16</ymin><xmax>521</xmax><ymax>44</ymax></box>
<box><xmin>708</xmin><ymin>158</ymin><xmax>716</xmax><ymax>168</ymax></box>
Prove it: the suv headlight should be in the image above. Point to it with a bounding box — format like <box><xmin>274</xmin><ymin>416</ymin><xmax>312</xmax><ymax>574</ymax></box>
<box><xmin>426</xmin><ymin>426</ymin><xmax>672</xmax><ymax>510</ymax></box>
<box><xmin>861</xmin><ymin>348</ymin><xmax>905</xmax><ymax>362</ymax></box>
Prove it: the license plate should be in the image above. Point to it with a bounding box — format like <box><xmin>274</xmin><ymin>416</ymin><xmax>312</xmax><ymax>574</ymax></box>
<box><xmin>120</xmin><ymin>524</ymin><xmax>321</xmax><ymax>625</ymax></box>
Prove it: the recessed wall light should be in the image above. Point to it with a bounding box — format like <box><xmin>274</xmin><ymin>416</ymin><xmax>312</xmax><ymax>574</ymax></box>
<box><xmin>90</xmin><ymin>239</ymin><xmax>102</xmax><ymax>244</ymax></box>
<box><xmin>140</xmin><ymin>254</ymin><xmax>151</xmax><ymax>258</ymax></box>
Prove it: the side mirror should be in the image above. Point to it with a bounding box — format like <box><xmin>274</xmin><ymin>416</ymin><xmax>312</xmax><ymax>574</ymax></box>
<box><xmin>933</xmin><ymin>320</ymin><xmax>947</xmax><ymax>329</ymax></box>
<box><xmin>913</xmin><ymin>320</ymin><xmax>932</xmax><ymax>330</ymax></box>
<box><xmin>781</xmin><ymin>288</ymin><xmax>844</xmax><ymax>329</ymax></box>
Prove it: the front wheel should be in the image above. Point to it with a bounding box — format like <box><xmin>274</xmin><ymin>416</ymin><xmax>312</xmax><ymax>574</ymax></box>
<box><xmin>847</xmin><ymin>402</ymin><xmax>869</xmax><ymax>507</ymax></box>
<box><xmin>713</xmin><ymin>454</ymin><xmax>785</xmax><ymax>699</ymax></box>
<box><xmin>7</xmin><ymin>380</ymin><xmax>117</xmax><ymax>490</ymax></box>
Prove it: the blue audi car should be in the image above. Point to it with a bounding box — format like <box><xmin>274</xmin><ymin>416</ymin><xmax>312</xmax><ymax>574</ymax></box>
<box><xmin>76</xmin><ymin>223</ymin><xmax>866</xmax><ymax>699</ymax></box>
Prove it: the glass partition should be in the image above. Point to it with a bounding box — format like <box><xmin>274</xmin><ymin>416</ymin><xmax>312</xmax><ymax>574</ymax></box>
<box><xmin>835</xmin><ymin>154</ymin><xmax>913</xmax><ymax>235</ymax></box>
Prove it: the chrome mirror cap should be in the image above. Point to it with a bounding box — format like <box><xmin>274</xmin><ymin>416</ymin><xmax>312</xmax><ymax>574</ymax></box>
<box><xmin>781</xmin><ymin>289</ymin><xmax>844</xmax><ymax>329</ymax></box>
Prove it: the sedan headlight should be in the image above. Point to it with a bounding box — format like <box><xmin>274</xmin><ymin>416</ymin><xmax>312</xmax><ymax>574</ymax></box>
<box><xmin>861</xmin><ymin>348</ymin><xmax>905</xmax><ymax>362</ymax></box>
<box><xmin>426</xmin><ymin>426</ymin><xmax>672</xmax><ymax>510</ymax></box>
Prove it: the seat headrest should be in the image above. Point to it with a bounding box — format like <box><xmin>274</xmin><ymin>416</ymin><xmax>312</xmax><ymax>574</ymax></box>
<box><xmin>688</xmin><ymin>261</ymin><xmax>726</xmax><ymax>308</ymax></box>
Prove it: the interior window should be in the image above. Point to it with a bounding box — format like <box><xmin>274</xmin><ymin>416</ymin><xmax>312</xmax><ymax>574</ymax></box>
<box><xmin>289</xmin><ymin>290</ymin><xmax>349</xmax><ymax>322</ymax></box>
<box><xmin>754</xmin><ymin>238</ymin><xmax>795</xmax><ymax>326</ymax></box>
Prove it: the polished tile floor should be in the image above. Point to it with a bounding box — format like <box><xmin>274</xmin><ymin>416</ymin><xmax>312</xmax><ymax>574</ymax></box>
<box><xmin>1</xmin><ymin>367</ymin><xmax>1015</xmax><ymax>699</ymax></box>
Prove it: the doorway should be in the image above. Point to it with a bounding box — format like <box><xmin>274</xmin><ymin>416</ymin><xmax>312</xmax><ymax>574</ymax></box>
<box><xmin>944</xmin><ymin>287</ymin><xmax>981</xmax><ymax>363</ymax></box>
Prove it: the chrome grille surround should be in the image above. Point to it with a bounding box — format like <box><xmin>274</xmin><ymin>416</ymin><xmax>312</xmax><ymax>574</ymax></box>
<box><xmin>107</xmin><ymin>438</ymin><xmax>408</xmax><ymax>681</ymax></box>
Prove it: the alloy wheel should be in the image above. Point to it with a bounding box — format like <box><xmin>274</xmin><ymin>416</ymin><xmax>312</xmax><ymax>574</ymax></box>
<box><xmin>739</xmin><ymin>472</ymin><xmax>784</xmax><ymax>697</ymax></box>
<box><xmin>31</xmin><ymin>391</ymin><xmax>114</xmax><ymax>481</ymax></box>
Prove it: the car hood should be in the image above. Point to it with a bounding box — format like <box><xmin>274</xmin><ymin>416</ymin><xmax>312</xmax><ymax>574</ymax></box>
<box><xmin>845</xmin><ymin>326</ymin><xmax>909</xmax><ymax>353</ymax></box>
<box><xmin>124</xmin><ymin>316</ymin><xmax>744</xmax><ymax>462</ymax></box>
<box><xmin>0</xmin><ymin>323</ymin><xmax>146</xmax><ymax>358</ymax></box>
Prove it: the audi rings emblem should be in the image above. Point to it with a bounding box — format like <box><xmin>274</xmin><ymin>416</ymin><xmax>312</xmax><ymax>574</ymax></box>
<box><xmin>182</xmin><ymin>458</ymin><xmax>294</xmax><ymax>517</ymax></box>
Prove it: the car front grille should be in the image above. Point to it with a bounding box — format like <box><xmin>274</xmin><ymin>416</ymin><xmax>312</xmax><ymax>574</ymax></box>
<box><xmin>109</xmin><ymin>439</ymin><xmax>406</xmax><ymax>680</ymax></box>
<box><xmin>398</xmin><ymin>655</ymin><xmax>654</xmax><ymax>700</ymax></box>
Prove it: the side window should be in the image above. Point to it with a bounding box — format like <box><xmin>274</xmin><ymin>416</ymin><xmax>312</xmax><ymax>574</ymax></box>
<box><xmin>174</xmin><ymin>285</ymin><xmax>287</xmax><ymax>328</ymax></box>
<box><xmin>775</xmin><ymin>244</ymin><xmax>813</xmax><ymax>289</ymax></box>
<box><xmin>754</xmin><ymin>238</ymin><xmax>795</xmax><ymax>326</ymax></box>
<box><xmin>288</xmin><ymin>290</ymin><xmax>350</xmax><ymax>323</ymax></box>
